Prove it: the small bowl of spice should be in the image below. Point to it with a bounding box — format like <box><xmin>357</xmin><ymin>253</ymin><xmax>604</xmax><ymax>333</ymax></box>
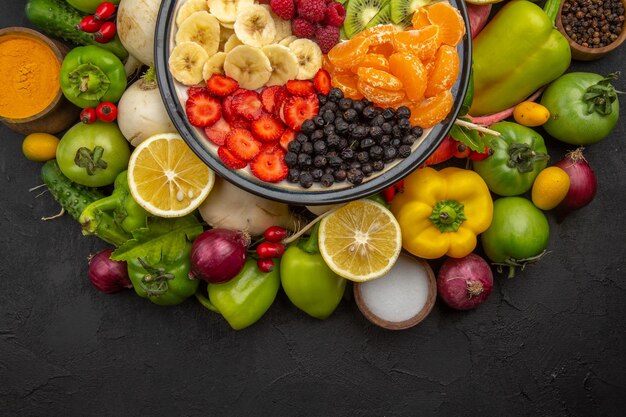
<box><xmin>556</xmin><ymin>0</ymin><xmax>626</xmax><ymax>61</ymax></box>
<box><xmin>0</xmin><ymin>27</ymin><xmax>79</xmax><ymax>135</ymax></box>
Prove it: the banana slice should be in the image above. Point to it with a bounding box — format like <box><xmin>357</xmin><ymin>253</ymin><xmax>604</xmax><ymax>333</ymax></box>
<box><xmin>289</xmin><ymin>39</ymin><xmax>323</xmax><ymax>80</ymax></box>
<box><xmin>278</xmin><ymin>35</ymin><xmax>298</xmax><ymax>47</ymax></box>
<box><xmin>208</xmin><ymin>0</ymin><xmax>253</xmax><ymax>24</ymax></box>
<box><xmin>203</xmin><ymin>52</ymin><xmax>227</xmax><ymax>80</ymax></box>
<box><xmin>262</xmin><ymin>44</ymin><xmax>299</xmax><ymax>86</ymax></box>
<box><xmin>220</xmin><ymin>21</ymin><xmax>234</xmax><ymax>30</ymax></box>
<box><xmin>259</xmin><ymin>4</ymin><xmax>292</xmax><ymax>43</ymax></box>
<box><xmin>224</xmin><ymin>45</ymin><xmax>272</xmax><ymax>90</ymax></box>
<box><xmin>176</xmin><ymin>0</ymin><xmax>209</xmax><ymax>27</ymax></box>
<box><xmin>219</xmin><ymin>26</ymin><xmax>234</xmax><ymax>51</ymax></box>
<box><xmin>176</xmin><ymin>11</ymin><xmax>221</xmax><ymax>56</ymax></box>
<box><xmin>234</xmin><ymin>5</ymin><xmax>276</xmax><ymax>48</ymax></box>
<box><xmin>223</xmin><ymin>33</ymin><xmax>243</xmax><ymax>53</ymax></box>
<box><xmin>169</xmin><ymin>41</ymin><xmax>208</xmax><ymax>86</ymax></box>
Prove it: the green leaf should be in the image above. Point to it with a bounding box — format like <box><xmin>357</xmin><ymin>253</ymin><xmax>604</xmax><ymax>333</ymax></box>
<box><xmin>449</xmin><ymin>124</ymin><xmax>489</xmax><ymax>152</ymax></box>
<box><xmin>111</xmin><ymin>214</ymin><xmax>203</xmax><ymax>264</ymax></box>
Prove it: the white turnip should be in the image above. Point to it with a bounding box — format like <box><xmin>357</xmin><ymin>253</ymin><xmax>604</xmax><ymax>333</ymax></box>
<box><xmin>117</xmin><ymin>0</ymin><xmax>161</xmax><ymax>66</ymax></box>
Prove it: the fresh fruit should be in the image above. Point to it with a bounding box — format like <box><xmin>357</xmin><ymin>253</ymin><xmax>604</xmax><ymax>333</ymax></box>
<box><xmin>356</xmin><ymin>67</ymin><xmax>404</xmax><ymax>91</ymax></box>
<box><xmin>343</xmin><ymin>0</ymin><xmax>387</xmax><ymax>38</ymax></box>
<box><xmin>206</xmin><ymin>74</ymin><xmax>239</xmax><ymax>97</ymax></box>
<box><xmin>388</xmin><ymin>51</ymin><xmax>427</xmax><ymax>101</ymax></box>
<box><xmin>393</xmin><ymin>25</ymin><xmax>440</xmax><ymax>61</ymax></box>
<box><xmin>208</xmin><ymin>0</ymin><xmax>254</xmax><ymax>23</ymax></box>
<box><xmin>175</xmin><ymin>11</ymin><xmax>221</xmax><ymax>56</ymax></box>
<box><xmin>357</xmin><ymin>79</ymin><xmax>406</xmax><ymax>104</ymax></box>
<box><xmin>266</xmin><ymin>6</ymin><xmax>293</xmax><ymax>42</ymax></box>
<box><xmin>297</xmin><ymin>0</ymin><xmax>326</xmax><ymax>23</ymax></box>
<box><xmin>354</xmin><ymin>23</ymin><xmax>398</xmax><ymax>46</ymax></box>
<box><xmin>390</xmin><ymin>0</ymin><xmax>431</xmax><ymax>25</ymax></box>
<box><xmin>204</xmin><ymin>118</ymin><xmax>232</xmax><ymax>145</ymax></box>
<box><xmin>128</xmin><ymin>133</ymin><xmax>214</xmax><ymax>217</ymax></box>
<box><xmin>313</xmin><ymin>68</ymin><xmax>332</xmax><ymax>94</ymax></box>
<box><xmin>292</xmin><ymin>17</ymin><xmax>316</xmax><ymax>38</ymax></box>
<box><xmin>250</xmin><ymin>147</ymin><xmax>288</xmax><ymax>182</ymax></box>
<box><xmin>202</xmin><ymin>52</ymin><xmax>227</xmax><ymax>79</ymax></box>
<box><xmin>231</xmin><ymin>90</ymin><xmax>264</xmax><ymax>120</ymax></box>
<box><xmin>408</xmin><ymin>90</ymin><xmax>453</xmax><ymax>128</ymax></box>
<box><xmin>22</xmin><ymin>133</ymin><xmax>59</xmax><ymax>162</ymax></box>
<box><xmin>225</xmin><ymin>128</ymin><xmax>262</xmax><ymax>160</ymax></box>
<box><xmin>251</xmin><ymin>114</ymin><xmax>286</xmax><ymax>142</ymax></box>
<box><xmin>95</xmin><ymin>102</ymin><xmax>118</xmax><ymax>123</ymax></box>
<box><xmin>327</xmin><ymin>36</ymin><xmax>370</xmax><ymax>68</ymax></box>
<box><xmin>532</xmin><ymin>166</ymin><xmax>571</xmax><ymax>210</ymax></box>
<box><xmin>261</xmin><ymin>44</ymin><xmax>299</xmax><ymax>86</ymax></box>
<box><xmin>286</xmin><ymin>80</ymin><xmax>315</xmax><ymax>96</ymax></box>
<box><xmin>279</xmin><ymin>128</ymin><xmax>296</xmax><ymax>151</ymax></box>
<box><xmin>513</xmin><ymin>101</ymin><xmax>550</xmax><ymax>127</ymax></box>
<box><xmin>315</xmin><ymin>24</ymin><xmax>341</xmax><ymax>53</ymax></box>
<box><xmin>324</xmin><ymin>2</ymin><xmax>346</xmax><ymax>27</ymax></box>
<box><xmin>331</xmin><ymin>74</ymin><xmax>363</xmax><ymax>99</ymax></box>
<box><xmin>218</xmin><ymin>145</ymin><xmax>247</xmax><ymax>169</ymax></box>
<box><xmin>223</xmin><ymin>33</ymin><xmax>244</xmax><ymax>52</ymax></box>
<box><xmin>279</xmin><ymin>35</ymin><xmax>298</xmax><ymax>46</ymax></box>
<box><xmin>288</xmin><ymin>38</ymin><xmax>323</xmax><ymax>80</ymax></box>
<box><xmin>363</xmin><ymin>2</ymin><xmax>393</xmax><ymax>30</ymax></box>
<box><xmin>169</xmin><ymin>41</ymin><xmax>208</xmax><ymax>85</ymax></box>
<box><xmin>185</xmin><ymin>92</ymin><xmax>222</xmax><ymax>127</ymax></box>
<box><xmin>352</xmin><ymin>54</ymin><xmax>389</xmax><ymax>72</ymax></box>
<box><xmin>261</xmin><ymin>85</ymin><xmax>283</xmax><ymax>113</ymax></box>
<box><xmin>424</xmin><ymin>44</ymin><xmax>459</xmax><ymax>97</ymax></box>
<box><xmin>318</xmin><ymin>199</ymin><xmax>402</xmax><ymax>282</ymax></box>
<box><xmin>423</xmin><ymin>1</ymin><xmax>466</xmax><ymax>46</ymax></box>
<box><xmin>224</xmin><ymin>45</ymin><xmax>273</xmax><ymax>89</ymax></box>
<box><xmin>270</xmin><ymin>0</ymin><xmax>295</xmax><ymax>20</ymax></box>
<box><xmin>282</xmin><ymin>94</ymin><xmax>320</xmax><ymax>131</ymax></box>
<box><xmin>234</xmin><ymin>4</ymin><xmax>277</xmax><ymax>47</ymax></box>
<box><xmin>176</xmin><ymin>0</ymin><xmax>208</xmax><ymax>26</ymax></box>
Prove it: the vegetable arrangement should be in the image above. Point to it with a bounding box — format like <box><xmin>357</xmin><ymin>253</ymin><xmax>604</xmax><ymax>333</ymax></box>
<box><xmin>5</xmin><ymin>0</ymin><xmax>624</xmax><ymax>331</ymax></box>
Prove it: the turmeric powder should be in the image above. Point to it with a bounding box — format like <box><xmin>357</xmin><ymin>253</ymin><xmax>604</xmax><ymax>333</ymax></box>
<box><xmin>0</xmin><ymin>34</ymin><xmax>60</xmax><ymax>120</ymax></box>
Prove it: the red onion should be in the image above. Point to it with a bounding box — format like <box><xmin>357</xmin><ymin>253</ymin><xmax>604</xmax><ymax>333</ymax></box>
<box><xmin>437</xmin><ymin>254</ymin><xmax>493</xmax><ymax>310</ymax></box>
<box><xmin>190</xmin><ymin>229</ymin><xmax>250</xmax><ymax>283</ymax></box>
<box><xmin>88</xmin><ymin>249</ymin><xmax>132</xmax><ymax>294</ymax></box>
<box><xmin>554</xmin><ymin>148</ymin><xmax>597</xmax><ymax>217</ymax></box>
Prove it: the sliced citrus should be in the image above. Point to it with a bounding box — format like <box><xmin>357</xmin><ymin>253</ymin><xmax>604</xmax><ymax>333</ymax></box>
<box><xmin>357</xmin><ymin>67</ymin><xmax>404</xmax><ymax>91</ymax></box>
<box><xmin>128</xmin><ymin>133</ymin><xmax>215</xmax><ymax>217</ymax></box>
<box><xmin>354</xmin><ymin>24</ymin><xmax>399</xmax><ymax>46</ymax></box>
<box><xmin>408</xmin><ymin>90</ymin><xmax>454</xmax><ymax>129</ymax></box>
<box><xmin>357</xmin><ymin>79</ymin><xmax>406</xmax><ymax>105</ymax></box>
<box><xmin>352</xmin><ymin>54</ymin><xmax>389</xmax><ymax>73</ymax></box>
<box><xmin>332</xmin><ymin>74</ymin><xmax>364</xmax><ymax>99</ymax></box>
<box><xmin>393</xmin><ymin>25</ymin><xmax>440</xmax><ymax>61</ymax></box>
<box><xmin>424</xmin><ymin>2</ymin><xmax>466</xmax><ymax>46</ymax></box>
<box><xmin>327</xmin><ymin>36</ymin><xmax>371</xmax><ymax>69</ymax></box>
<box><xmin>389</xmin><ymin>52</ymin><xmax>428</xmax><ymax>101</ymax></box>
<box><xmin>319</xmin><ymin>199</ymin><xmax>402</xmax><ymax>282</ymax></box>
<box><xmin>411</xmin><ymin>8</ymin><xmax>431</xmax><ymax>29</ymax></box>
<box><xmin>424</xmin><ymin>44</ymin><xmax>460</xmax><ymax>97</ymax></box>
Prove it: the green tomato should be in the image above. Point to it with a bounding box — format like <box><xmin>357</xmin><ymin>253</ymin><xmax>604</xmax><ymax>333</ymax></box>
<box><xmin>540</xmin><ymin>72</ymin><xmax>620</xmax><ymax>145</ymax></box>
<box><xmin>481</xmin><ymin>197</ymin><xmax>550</xmax><ymax>278</ymax></box>
<box><xmin>56</xmin><ymin>121</ymin><xmax>130</xmax><ymax>187</ymax></box>
<box><xmin>472</xmin><ymin>122</ymin><xmax>549</xmax><ymax>196</ymax></box>
<box><xmin>66</xmin><ymin>0</ymin><xmax>120</xmax><ymax>14</ymax></box>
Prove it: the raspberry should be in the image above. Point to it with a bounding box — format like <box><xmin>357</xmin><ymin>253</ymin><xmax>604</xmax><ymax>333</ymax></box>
<box><xmin>270</xmin><ymin>0</ymin><xmax>295</xmax><ymax>20</ymax></box>
<box><xmin>315</xmin><ymin>25</ymin><xmax>340</xmax><ymax>54</ymax></box>
<box><xmin>292</xmin><ymin>18</ymin><xmax>316</xmax><ymax>39</ymax></box>
<box><xmin>297</xmin><ymin>0</ymin><xmax>326</xmax><ymax>23</ymax></box>
<box><xmin>324</xmin><ymin>2</ymin><xmax>346</xmax><ymax>27</ymax></box>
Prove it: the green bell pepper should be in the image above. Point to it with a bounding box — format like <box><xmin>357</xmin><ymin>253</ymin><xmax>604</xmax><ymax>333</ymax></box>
<box><xmin>79</xmin><ymin>170</ymin><xmax>149</xmax><ymax>236</ymax></box>
<box><xmin>469</xmin><ymin>0</ymin><xmax>571</xmax><ymax>116</ymax></box>
<box><xmin>127</xmin><ymin>243</ymin><xmax>198</xmax><ymax>306</ymax></box>
<box><xmin>196</xmin><ymin>259</ymin><xmax>280</xmax><ymax>330</ymax></box>
<box><xmin>472</xmin><ymin>122</ymin><xmax>549</xmax><ymax>196</ymax></box>
<box><xmin>280</xmin><ymin>224</ymin><xmax>346</xmax><ymax>320</ymax></box>
<box><xmin>60</xmin><ymin>45</ymin><xmax>127</xmax><ymax>108</ymax></box>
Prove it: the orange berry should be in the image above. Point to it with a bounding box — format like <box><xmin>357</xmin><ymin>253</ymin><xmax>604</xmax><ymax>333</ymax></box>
<box><xmin>424</xmin><ymin>45</ymin><xmax>460</xmax><ymax>97</ymax></box>
<box><xmin>356</xmin><ymin>67</ymin><xmax>404</xmax><ymax>91</ymax></box>
<box><xmin>388</xmin><ymin>52</ymin><xmax>427</xmax><ymax>102</ymax></box>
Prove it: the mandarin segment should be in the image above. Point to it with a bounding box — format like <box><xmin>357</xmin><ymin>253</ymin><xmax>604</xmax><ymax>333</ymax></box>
<box><xmin>408</xmin><ymin>90</ymin><xmax>454</xmax><ymax>129</ymax></box>
<box><xmin>393</xmin><ymin>25</ymin><xmax>440</xmax><ymax>62</ymax></box>
<box><xmin>368</xmin><ymin>42</ymin><xmax>395</xmax><ymax>57</ymax></box>
<box><xmin>388</xmin><ymin>52</ymin><xmax>427</xmax><ymax>102</ymax></box>
<box><xmin>332</xmin><ymin>74</ymin><xmax>364</xmax><ymax>99</ymax></box>
<box><xmin>424</xmin><ymin>2</ymin><xmax>466</xmax><ymax>46</ymax></box>
<box><xmin>354</xmin><ymin>24</ymin><xmax>399</xmax><ymax>46</ymax></box>
<box><xmin>357</xmin><ymin>79</ymin><xmax>406</xmax><ymax>105</ymax></box>
<box><xmin>411</xmin><ymin>8</ymin><xmax>431</xmax><ymax>29</ymax></box>
<box><xmin>327</xmin><ymin>36</ymin><xmax>371</xmax><ymax>69</ymax></box>
<box><xmin>352</xmin><ymin>54</ymin><xmax>389</xmax><ymax>73</ymax></box>
<box><xmin>356</xmin><ymin>67</ymin><xmax>404</xmax><ymax>92</ymax></box>
<box><xmin>425</xmin><ymin>44</ymin><xmax>460</xmax><ymax>97</ymax></box>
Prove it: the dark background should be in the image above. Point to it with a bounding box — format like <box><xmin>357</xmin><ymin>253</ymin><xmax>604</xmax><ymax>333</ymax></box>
<box><xmin>2</xmin><ymin>1</ymin><xmax>625</xmax><ymax>416</ymax></box>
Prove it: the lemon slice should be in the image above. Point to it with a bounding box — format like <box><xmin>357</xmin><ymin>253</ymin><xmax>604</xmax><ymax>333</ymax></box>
<box><xmin>319</xmin><ymin>199</ymin><xmax>402</xmax><ymax>282</ymax></box>
<box><xmin>128</xmin><ymin>133</ymin><xmax>214</xmax><ymax>218</ymax></box>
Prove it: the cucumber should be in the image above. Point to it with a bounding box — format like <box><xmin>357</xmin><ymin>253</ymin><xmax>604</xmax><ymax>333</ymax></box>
<box><xmin>25</xmin><ymin>0</ymin><xmax>128</xmax><ymax>61</ymax></box>
<box><xmin>41</xmin><ymin>160</ymin><xmax>104</xmax><ymax>221</ymax></box>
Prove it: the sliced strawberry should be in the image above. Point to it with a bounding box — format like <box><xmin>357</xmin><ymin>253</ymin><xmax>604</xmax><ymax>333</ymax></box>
<box><xmin>218</xmin><ymin>146</ymin><xmax>247</xmax><ymax>169</ymax></box>
<box><xmin>313</xmin><ymin>69</ymin><xmax>331</xmax><ymax>95</ymax></box>
<box><xmin>232</xmin><ymin>90</ymin><xmax>263</xmax><ymax>120</ymax></box>
<box><xmin>286</xmin><ymin>80</ymin><xmax>315</xmax><ymax>96</ymax></box>
<box><xmin>251</xmin><ymin>114</ymin><xmax>285</xmax><ymax>143</ymax></box>
<box><xmin>203</xmin><ymin>118</ymin><xmax>232</xmax><ymax>146</ymax></box>
<box><xmin>187</xmin><ymin>86</ymin><xmax>207</xmax><ymax>98</ymax></box>
<box><xmin>282</xmin><ymin>94</ymin><xmax>319</xmax><ymax>131</ymax></box>
<box><xmin>186</xmin><ymin>92</ymin><xmax>222</xmax><ymax>127</ymax></box>
<box><xmin>273</xmin><ymin>87</ymin><xmax>290</xmax><ymax>117</ymax></box>
<box><xmin>206</xmin><ymin>74</ymin><xmax>239</xmax><ymax>97</ymax></box>
<box><xmin>225</xmin><ymin>128</ymin><xmax>261</xmax><ymax>161</ymax></box>
<box><xmin>250</xmin><ymin>147</ymin><xmax>288</xmax><ymax>183</ymax></box>
<box><xmin>230</xmin><ymin>117</ymin><xmax>251</xmax><ymax>130</ymax></box>
<box><xmin>261</xmin><ymin>86</ymin><xmax>282</xmax><ymax>114</ymax></box>
<box><xmin>279</xmin><ymin>129</ymin><xmax>297</xmax><ymax>151</ymax></box>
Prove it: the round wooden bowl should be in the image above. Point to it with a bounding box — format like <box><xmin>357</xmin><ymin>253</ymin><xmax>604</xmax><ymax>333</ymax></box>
<box><xmin>353</xmin><ymin>256</ymin><xmax>437</xmax><ymax>331</ymax></box>
<box><xmin>0</xmin><ymin>27</ymin><xmax>80</xmax><ymax>135</ymax></box>
<box><xmin>556</xmin><ymin>0</ymin><xmax>626</xmax><ymax>61</ymax></box>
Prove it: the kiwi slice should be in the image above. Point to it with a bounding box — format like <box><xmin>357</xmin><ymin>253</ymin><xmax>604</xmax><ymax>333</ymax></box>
<box><xmin>344</xmin><ymin>0</ymin><xmax>387</xmax><ymax>38</ymax></box>
<box><xmin>390</xmin><ymin>0</ymin><xmax>432</xmax><ymax>25</ymax></box>
<box><xmin>364</xmin><ymin>3</ymin><xmax>393</xmax><ymax>29</ymax></box>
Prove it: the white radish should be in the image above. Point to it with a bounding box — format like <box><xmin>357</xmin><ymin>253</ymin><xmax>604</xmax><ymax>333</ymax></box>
<box><xmin>117</xmin><ymin>0</ymin><xmax>161</xmax><ymax>66</ymax></box>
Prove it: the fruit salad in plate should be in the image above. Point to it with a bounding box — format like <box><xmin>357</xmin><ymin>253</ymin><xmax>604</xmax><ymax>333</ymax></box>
<box><xmin>168</xmin><ymin>0</ymin><xmax>465</xmax><ymax>189</ymax></box>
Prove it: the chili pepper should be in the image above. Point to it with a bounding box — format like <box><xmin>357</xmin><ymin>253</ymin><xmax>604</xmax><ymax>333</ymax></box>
<box><xmin>79</xmin><ymin>170</ymin><xmax>150</xmax><ymax>235</ymax></box>
<box><xmin>453</xmin><ymin>143</ymin><xmax>470</xmax><ymax>159</ymax></box>
<box><xmin>263</xmin><ymin>226</ymin><xmax>288</xmax><ymax>243</ymax></box>
<box><xmin>127</xmin><ymin>244</ymin><xmax>197</xmax><ymax>306</ymax></box>
<box><xmin>280</xmin><ymin>224</ymin><xmax>346</xmax><ymax>320</ymax></box>
<box><xmin>391</xmin><ymin>167</ymin><xmax>493</xmax><ymax>259</ymax></box>
<box><xmin>469</xmin><ymin>0</ymin><xmax>571</xmax><ymax>116</ymax></box>
<box><xmin>196</xmin><ymin>258</ymin><xmax>281</xmax><ymax>330</ymax></box>
<box><xmin>94</xmin><ymin>2</ymin><xmax>117</xmax><ymax>21</ymax></box>
<box><xmin>257</xmin><ymin>258</ymin><xmax>275</xmax><ymax>273</ymax></box>
<box><xmin>256</xmin><ymin>241</ymin><xmax>285</xmax><ymax>258</ymax></box>
<box><xmin>94</xmin><ymin>21</ymin><xmax>116</xmax><ymax>43</ymax></box>
<box><xmin>80</xmin><ymin>107</ymin><xmax>97</xmax><ymax>124</ymax></box>
<box><xmin>59</xmin><ymin>45</ymin><xmax>127</xmax><ymax>108</ymax></box>
<box><xmin>77</xmin><ymin>15</ymin><xmax>102</xmax><ymax>33</ymax></box>
<box><xmin>469</xmin><ymin>146</ymin><xmax>492</xmax><ymax>161</ymax></box>
<box><xmin>96</xmin><ymin>101</ymin><xmax>117</xmax><ymax>122</ymax></box>
<box><xmin>423</xmin><ymin>136</ymin><xmax>457</xmax><ymax>166</ymax></box>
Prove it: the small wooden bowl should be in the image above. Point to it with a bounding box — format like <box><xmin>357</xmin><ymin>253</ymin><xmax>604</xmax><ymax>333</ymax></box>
<box><xmin>353</xmin><ymin>255</ymin><xmax>437</xmax><ymax>331</ymax></box>
<box><xmin>556</xmin><ymin>0</ymin><xmax>626</xmax><ymax>61</ymax></box>
<box><xmin>0</xmin><ymin>27</ymin><xmax>79</xmax><ymax>135</ymax></box>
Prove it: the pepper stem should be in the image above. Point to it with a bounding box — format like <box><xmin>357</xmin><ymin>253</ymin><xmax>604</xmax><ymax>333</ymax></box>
<box><xmin>492</xmin><ymin>250</ymin><xmax>549</xmax><ymax>278</ymax></box>
<box><xmin>543</xmin><ymin>0</ymin><xmax>563</xmax><ymax>26</ymax></box>
<box><xmin>507</xmin><ymin>143</ymin><xmax>549</xmax><ymax>174</ymax></box>
<box><xmin>299</xmin><ymin>223</ymin><xmax>320</xmax><ymax>254</ymax></box>
<box><xmin>74</xmin><ymin>146</ymin><xmax>108</xmax><ymax>175</ymax></box>
<box><xmin>430</xmin><ymin>200</ymin><xmax>466</xmax><ymax>233</ymax></box>
<box><xmin>195</xmin><ymin>287</ymin><xmax>220</xmax><ymax>314</ymax></box>
<box><xmin>137</xmin><ymin>258</ymin><xmax>175</xmax><ymax>296</ymax></box>
<box><xmin>582</xmin><ymin>72</ymin><xmax>624</xmax><ymax>116</ymax></box>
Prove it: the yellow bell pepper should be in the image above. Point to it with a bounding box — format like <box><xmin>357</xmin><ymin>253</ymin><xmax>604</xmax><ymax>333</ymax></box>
<box><xmin>391</xmin><ymin>167</ymin><xmax>493</xmax><ymax>259</ymax></box>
